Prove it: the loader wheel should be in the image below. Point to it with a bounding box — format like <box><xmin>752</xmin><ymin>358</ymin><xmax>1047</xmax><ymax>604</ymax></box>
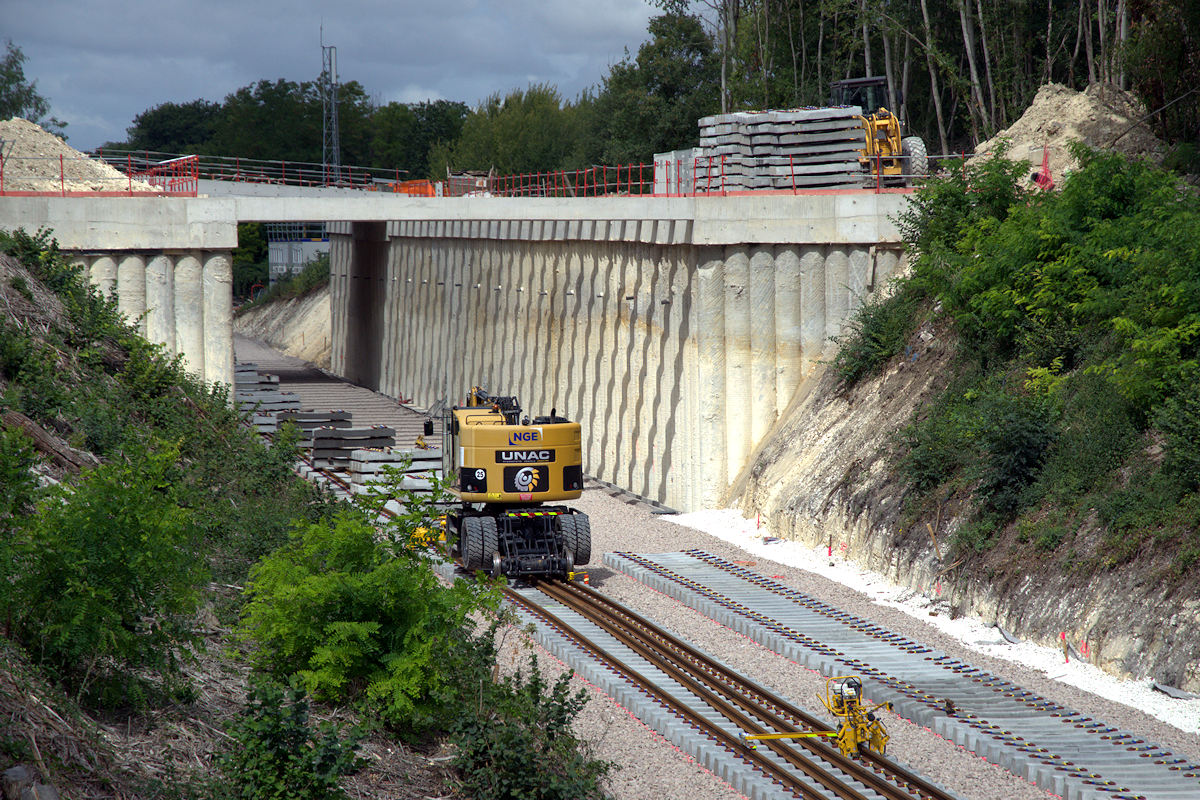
<box><xmin>461</xmin><ymin>517</ymin><xmax>484</xmax><ymax>571</ymax></box>
<box><xmin>560</xmin><ymin>515</ymin><xmax>592</xmax><ymax>566</ymax></box>
<box><xmin>479</xmin><ymin>516</ymin><xmax>500</xmax><ymax>574</ymax></box>
<box><xmin>901</xmin><ymin>136</ymin><xmax>928</xmax><ymax>182</ymax></box>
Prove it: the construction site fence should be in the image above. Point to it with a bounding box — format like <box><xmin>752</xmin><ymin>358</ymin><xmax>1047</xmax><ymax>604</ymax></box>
<box><xmin>0</xmin><ymin>151</ymin><xmax>200</xmax><ymax>196</ymax></box>
<box><xmin>91</xmin><ymin>149</ymin><xmax>421</xmax><ymax>194</ymax></box>
<box><xmin>3</xmin><ymin>147</ymin><xmax>1011</xmax><ymax>199</ymax></box>
<box><xmin>483</xmin><ymin>154</ymin><xmax>939</xmax><ymax>198</ymax></box>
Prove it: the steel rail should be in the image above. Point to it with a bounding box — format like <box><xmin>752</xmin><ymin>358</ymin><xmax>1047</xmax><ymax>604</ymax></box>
<box><xmin>532</xmin><ymin>581</ymin><xmax>884</xmax><ymax>800</ymax></box>
<box><xmin>503</xmin><ymin>586</ymin><xmax>835</xmax><ymax>800</ymax></box>
<box><xmin>538</xmin><ymin>580</ymin><xmax>955</xmax><ymax>800</ymax></box>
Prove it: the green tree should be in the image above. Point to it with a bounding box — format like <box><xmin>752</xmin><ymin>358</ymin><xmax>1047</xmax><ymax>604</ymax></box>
<box><xmin>593</xmin><ymin>13</ymin><xmax>719</xmax><ymax>164</ymax></box>
<box><xmin>0</xmin><ymin>39</ymin><xmax>66</xmax><ymax>137</ymax></box>
<box><xmin>115</xmin><ymin>98</ymin><xmax>222</xmax><ymax>154</ymax></box>
<box><xmin>233</xmin><ymin>222</ymin><xmax>269</xmax><ymax>299</ymax></box>
<box><xmin>209</xmin><ymin>79</ymin><xmax>324</xmax><ymax>162</ymax></box>
<box><xmin>1125</xmin><ymin>1</ymin><xmax>1200</xmax><ymax>155</ymax></box>
<box><xmin>431</xmin><ymin>84</ymin><xmax>589</xmax><ymax>176</ymax></box>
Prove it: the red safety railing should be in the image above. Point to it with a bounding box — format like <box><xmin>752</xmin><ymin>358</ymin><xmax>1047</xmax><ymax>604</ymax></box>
<box><xmin>0</xmin><ymin>150</ymin><xmax>201</xmax><ymax>197</ymax></box>
<box><xmin>92</xmin><ymin>149</ymin><xmax>411</xmax><ymax>192</ymax></box>
<box><xmin>0</xmin><ymin>146</ymin><xmax>979</xmax><ymax>199</ymax></box>
<box><xmin>131</xmin><ymin>154</ymin><xmax>199</xmax><ymax>194</ymax></box>
<box><xmin>479</xmin><ymin>153</ymin><xmax>937</xmax><ymax>198</ymax></box>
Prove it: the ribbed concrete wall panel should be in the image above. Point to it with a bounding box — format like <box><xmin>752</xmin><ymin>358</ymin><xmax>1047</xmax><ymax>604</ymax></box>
<box><xmin>332</xmin><ymin>217</ymin><xmax>893</xmax><ymax>511</ymax></box>
<box><xmin>749</xmin><ymin>246</ymin><xmax>776</xmax><ymax>443</ymax></box>
<box><xmin>774</xmin><ymin>246</ymin><xmax>803</xmax><ymax>412</ymax></box>
<box><xmin>723</xmin><ymin>245</ymin><xmax>751</xmax><ymax>482</ymax></box>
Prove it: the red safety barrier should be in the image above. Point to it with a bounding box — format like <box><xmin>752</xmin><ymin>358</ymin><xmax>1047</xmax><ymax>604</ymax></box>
<box><xmin>0</xmin><ymin>150</ymin><xmax>200</xmax><ymax>197</ymax></box>
<box><xmin>131</xmin><ymin>154</ymin><xmax>199</xmax><ymax>194</ymax></box>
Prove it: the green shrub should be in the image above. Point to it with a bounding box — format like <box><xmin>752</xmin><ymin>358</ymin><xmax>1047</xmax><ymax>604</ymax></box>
<box><xmin>1</xmin><ymin>441</ymin><xmax>207</xmax><ymax>704</ymax></box>
<box><xmin>240</xmin><ymin>254</ymin><xmax>330</xmax><ymax>311</ymax></box>
<box><xmin>451</xmin><ymin>656</ymin><xmax>613</xmax><ymax>800</ymax></box>
<box><xmin>831</xmin><ymin>279</ymin><xmax>924</xmax><ymax>387</ymax></box>
<box><xmin>0</xmin><ymin>426</ymin><xmax>39</xmax><ymax>522</ymax></box>
<box><xmin>1156</xmin><ymin>392</ymin><xmax>1200</xmax><ymax>490</ymax></box>
<box><xmin>976</xmin><ymin>392</ymin><xmax>1055</xmax><ymax>515</ymax></box>
<box><xmin>238</xmin><ymin>507</ymin><xmax>497</xmax><ymax>735</ymax></box>
<box><xmin>220</xmin><ymin>679</ymin><xmax>363</xmax><ymax>800</ymax></box>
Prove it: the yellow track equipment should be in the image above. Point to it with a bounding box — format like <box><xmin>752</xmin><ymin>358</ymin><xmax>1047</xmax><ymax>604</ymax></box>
<box><xmin>443</xmin><ymin>386</ymin><xmax>590</xmax><ymax>578</ymax></box>
<box><xmin>831</xmin><ymin>76</ymin><xmax>927</xmax><ymax>186</ymax></box>
<box><xmin>819</xmin><ymin>675</ymin><xmax>892</xmax><ymax>757</ymax></box>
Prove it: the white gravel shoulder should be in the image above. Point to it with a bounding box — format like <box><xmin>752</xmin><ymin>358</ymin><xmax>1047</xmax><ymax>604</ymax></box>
<box><xmin>496</xmin><ymin>480</ymin><xmax>1200</xmax><ymax>800</ymax></box>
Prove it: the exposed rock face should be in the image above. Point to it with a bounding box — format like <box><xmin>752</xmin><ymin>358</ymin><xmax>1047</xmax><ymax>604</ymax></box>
<box><xmin>729</xmin><ymin>319</ymin><xmax>1200</xmax><ymax>692</ymax></box>
<box><xmin>233</xmin><ymin>287</ymin><xmax>331</xmax><ymax>369</ymax></box>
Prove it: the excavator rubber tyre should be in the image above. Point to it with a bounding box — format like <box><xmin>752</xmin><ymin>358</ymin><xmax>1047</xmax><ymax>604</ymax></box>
<box><xmin>560</xmin><ymin>514</ymin><xmax>592</xmax><ymax>566</ymax></box>
<box><xmin>461</xmin><ymin>517</ymin><xmax>484</xmax><ymax>571</ymax></box>
<box><xmin>902</xmin><ymin>136</ymin><xmax>928</xmax><ymax>181</ymax></box>
<box><xmin>480</xmin><ymin>516</ymin><xmax>500</xmax><ymax>576</ymax></box>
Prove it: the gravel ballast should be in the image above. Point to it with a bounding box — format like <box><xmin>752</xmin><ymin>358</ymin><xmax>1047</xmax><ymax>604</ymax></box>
<box><xmin>494</xmin><ymin>481</ymin><xmax>1200</xmax><ymax>800</ymax></box>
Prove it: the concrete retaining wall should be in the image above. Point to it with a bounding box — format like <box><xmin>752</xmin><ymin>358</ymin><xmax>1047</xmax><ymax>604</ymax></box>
<box><xmin>71</xmin><ymin>251</ymin><xmax>234</xmax><ymax>386</ymax></box>
<box><xmin>329</xmin><ymin>195</ymin><xmax>907</xmax><ymax>510</ymax></box>
<box><xmin>4</xmin><ymin>197</ymin><xmax>237</xmax><ymax>387</ymax></box>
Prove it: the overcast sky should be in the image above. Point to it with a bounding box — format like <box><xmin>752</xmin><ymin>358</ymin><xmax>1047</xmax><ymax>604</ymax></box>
<box><xmin>3</xmin><ymin>0</ymin><xmax>659</xmax><ymax>152</ymax></box>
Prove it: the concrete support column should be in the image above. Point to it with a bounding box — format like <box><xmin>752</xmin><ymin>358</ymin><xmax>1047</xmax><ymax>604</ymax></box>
<box><xmin>116</xmin><ymin>254</ymin><xmax>146</xmax><ymax>334</ymax></box>
<box><xmin>696</xmin><ymin>249</ymin><xmax>727</xmax><ymax>507</ymax></box>
<box><xmin>799</xmin><ymin>246</ymin><xmax>826</xmax><ymax>374</ymax></box>
<box><xmin>201</xmin><ymin>252</ymin><xmax>233</xmax><ymax>386</ymax></box>
<box><xmin>824</xmin><ymin>247</ymin><xmax>849</xmax><ymax>348</ymax></box>
<box><xmin>89</xmin><ymin>255</ymin><xmax>117</xmax><ymax>298</ymax></box>
<box><xmin>876</xmin><ymin>247</ymin><xmax>902</xmax><ymax>287</ymax></box>
<box><xmin>749</xmin><ymin>246</ymin><xmax>777</xmax><ymax>444</ymax></box>
<box><xmin>173</xmin><ymin>253</ymin><xmax>204</xmax><ymax>377</ymax></box>
<box><xmin>847</xmin><ymin>246</ymin><xmax>872</xmax><ymax>318</ymax></box>
<box><xmin>145</xmin><ymin>254</ymin><xmax>175</xmax><ymax>355</ymax></box>
<box><xmin>774</xmin><ymin>245</ymin><xmax>803</xmax><ymax>411</ymax></box>
<box><xmin>723</xmin><ymin>245</ymin><xmax>751</xmax><ymax>483</ymax></box>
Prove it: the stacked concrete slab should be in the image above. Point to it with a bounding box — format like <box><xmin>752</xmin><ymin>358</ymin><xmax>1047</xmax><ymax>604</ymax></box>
<box><xmin>309</xmin><ymin>425</ymin><xmax>396</xmax><ymax>469</ymax></box>
<box><xmin>234</xmin><ymin>364</ymin><xmax>301</xmax><ymax>415</ymax></box>
<box><xmin>696</xmin><ymin>107</ymin><xmax>867</xmax><ymax>190</ymax></box>
<box><xmin>348</xmin><ymin>447</ymin><xmax>442</xmax><ymax>494</ymax></box>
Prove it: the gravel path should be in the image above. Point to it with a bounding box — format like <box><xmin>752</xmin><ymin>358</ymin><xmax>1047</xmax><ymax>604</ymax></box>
<box><xmin>495</xmin><ymin>480</ymin><xmax>1200</xmax><ymax>800</ymax></box>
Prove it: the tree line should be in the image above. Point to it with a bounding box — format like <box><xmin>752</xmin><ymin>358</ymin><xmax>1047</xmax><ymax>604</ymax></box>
<box><xmin>103</xmin><ymin>1</ymin><xmax>1198</xmax><ymax>179</ymax></box>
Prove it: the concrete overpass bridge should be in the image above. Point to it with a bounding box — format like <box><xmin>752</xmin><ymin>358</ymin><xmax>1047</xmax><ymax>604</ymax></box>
<box><xmin>4</xmin><ymin>190</ymin><xmax>908</xmax><ymax>510</ymax></box>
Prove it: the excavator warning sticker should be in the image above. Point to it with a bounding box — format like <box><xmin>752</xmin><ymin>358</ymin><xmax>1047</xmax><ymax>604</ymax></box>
<box><xmin>504</xmin><ymin>465</ymin><xmax>547</xmax><ymax>493</ymax></box>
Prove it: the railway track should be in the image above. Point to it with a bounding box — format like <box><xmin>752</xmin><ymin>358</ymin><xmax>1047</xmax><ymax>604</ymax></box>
<box><xmin>608</xmin><ymin>550</ymin><xmax>1200</xmax><ymax>800</ymax></box>
<box><xmin>507</xmin><ymin>578</ymin><xmax>960</xmax><ymax>800</ymax></box>
<box><xmin>238</xmin><ymin>348</ymin><xmax>1199</xmax><ymax>800</ymax></box>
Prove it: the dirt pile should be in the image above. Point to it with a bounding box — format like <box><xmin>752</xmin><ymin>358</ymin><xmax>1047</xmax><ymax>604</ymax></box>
<box><xmin>0</xmin><ymin>117</ymin><xmax>156</xmax><ymax>193</ymax></box>
<box><xmin>973</xmin><ymin>82</ymin><xmax>1164</xmax><ymax>181</ymax></box>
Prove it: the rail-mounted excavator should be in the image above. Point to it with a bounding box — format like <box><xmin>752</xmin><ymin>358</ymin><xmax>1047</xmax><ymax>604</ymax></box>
<box><xmin>442</xmin><ymin>387</ymin><xmax>590</xmax><ymax>578</ymax></box>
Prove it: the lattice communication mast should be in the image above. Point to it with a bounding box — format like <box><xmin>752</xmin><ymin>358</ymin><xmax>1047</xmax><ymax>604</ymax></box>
<box><xmin>320</xmin><ymin>31</ymin><xmax>342</xmax><ymax>185</ymax></box>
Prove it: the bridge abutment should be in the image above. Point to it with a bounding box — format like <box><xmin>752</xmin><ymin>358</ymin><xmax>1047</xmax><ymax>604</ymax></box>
<box><xmin>329</xmin><ymin>194</ymin><xmax>907</xmax><ymax>511</ymax></box>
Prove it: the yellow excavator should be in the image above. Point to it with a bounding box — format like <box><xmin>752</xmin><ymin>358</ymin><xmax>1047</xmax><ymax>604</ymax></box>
<box><xmin>442</xmin><ymin>387</ymin><xmax>590</xmax><ymax>578</ymax></box>
<box><xmin>831</xmin><ymin>76</ymin><xmax>927</xmax><ymax>185</ymax></box>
